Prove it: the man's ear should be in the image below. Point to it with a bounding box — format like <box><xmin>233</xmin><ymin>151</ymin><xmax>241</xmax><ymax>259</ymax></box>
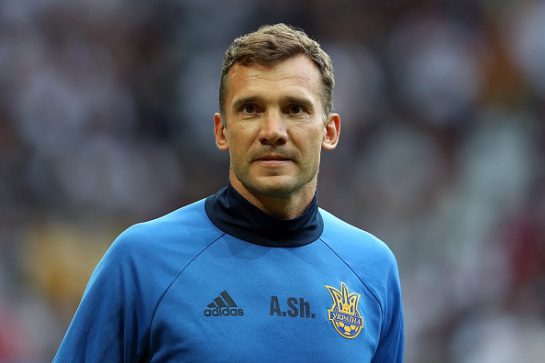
<box><xmin>214</xmin><ymin>113</ymin><xmax>229</xmax><ymax>151</ymax></box>
<box><xmin>322</xmin><ymin>113</ymin><xmax>341</xmax><ymax>151</ymax></box>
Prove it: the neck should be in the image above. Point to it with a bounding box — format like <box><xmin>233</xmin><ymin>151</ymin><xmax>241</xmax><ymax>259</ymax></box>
<box><xmin>204</xmin><ymin>183</ymin><xmax>324</xmax><ymax>247</ymax></box>
<box><xmin>229</xmin><ymin>177</ymin><xmax>317</xmax><ymax>220</ymax></box>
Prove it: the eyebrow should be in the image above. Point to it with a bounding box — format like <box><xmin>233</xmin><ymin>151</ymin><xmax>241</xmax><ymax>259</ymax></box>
<box><xmin>284</xmin><ymin>96</ymin><xmax>315</xmax><ymax>112</ymax></box>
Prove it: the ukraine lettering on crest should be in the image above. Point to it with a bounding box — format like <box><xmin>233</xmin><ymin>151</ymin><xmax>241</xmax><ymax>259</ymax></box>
<box><xmin>324</xmin><ymin>282</ymin><xmax>363</xmax><ymax>339</ymax></box>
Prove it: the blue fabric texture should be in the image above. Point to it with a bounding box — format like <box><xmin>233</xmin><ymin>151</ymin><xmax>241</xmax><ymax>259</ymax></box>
<box><xmin>53</xmin><ymin>186</ymin><xmax>403</xmax><ymax>362</ymax></box>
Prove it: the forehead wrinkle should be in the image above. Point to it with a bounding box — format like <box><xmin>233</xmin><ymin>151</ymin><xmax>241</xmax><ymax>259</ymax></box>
<box><xmin>229</xmin><ymin>56</ymin><xmax>319</xmax><ymax>82</ymax></box>
<box><xmin>239</xmin><ymin>67</ymin><xmax>316</xmax><ymax>84</ymax></box>
<box><xmin>235</xmin><ymin>73</ymin><xmax>320</xmax><ymax>100</ymax></box>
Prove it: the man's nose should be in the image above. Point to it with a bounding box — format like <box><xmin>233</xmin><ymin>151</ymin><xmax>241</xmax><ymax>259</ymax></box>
<box><xmin>259</xmin><ymin>110</ymin><xmax>287</xmax><ymax>146</ymax></box>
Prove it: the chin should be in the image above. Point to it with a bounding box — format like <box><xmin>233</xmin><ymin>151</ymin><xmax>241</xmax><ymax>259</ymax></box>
<box><xmin>242</xmin><ymin>175</ymin><xmax>313</xmax><ymax>198</ymax></box>
<box><xmin>245</xmin><ymin>176</ymin><xmax>301</xmax><ymax>198</ymax></box>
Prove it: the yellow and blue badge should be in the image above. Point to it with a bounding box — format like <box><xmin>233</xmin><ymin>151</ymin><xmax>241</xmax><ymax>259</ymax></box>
<box><xmin>324</xmin><ymin>282</ymin><xmax>364</xmax><ymax>339</ymax></box>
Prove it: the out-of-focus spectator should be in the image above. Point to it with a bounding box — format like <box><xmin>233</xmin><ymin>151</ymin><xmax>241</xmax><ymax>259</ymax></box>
<box><xmin>508</xmin><ymin>1</ymin><xmax>545</xmax><ymax>98</ymax></box>
<box><xmin>387</xmin><ymin>15</ymin><xmax>481</xmax><ymax>127</ymax></box>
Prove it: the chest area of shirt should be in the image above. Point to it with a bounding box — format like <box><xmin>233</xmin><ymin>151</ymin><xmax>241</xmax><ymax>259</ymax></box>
<box><xmin>149</xmin><ymin>240</ymin><xmax>382</xmax><ymax>361</ymax></box>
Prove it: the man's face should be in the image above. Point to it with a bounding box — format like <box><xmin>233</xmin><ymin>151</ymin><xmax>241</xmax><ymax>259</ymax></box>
<box><xmin>214</xmin><ymin>55</ymin><xmax>339</xmax><ymax>201</ymax></box>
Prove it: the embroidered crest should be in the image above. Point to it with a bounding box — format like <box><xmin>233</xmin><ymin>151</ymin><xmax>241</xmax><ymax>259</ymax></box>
<box><xmin>324</xmin><ymin>282</ymin><xmax>363</xmax><ymax>339</ymax></box>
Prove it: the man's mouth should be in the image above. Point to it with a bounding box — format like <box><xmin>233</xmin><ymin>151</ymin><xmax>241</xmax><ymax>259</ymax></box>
<box><xmin>255</xmin><ymin>154</ymin><xmax>291</xmax><ymax>162</ymax></box>
<box><xmin>253</xmin><ymin>154</ymin><xmax>294</xmax><ymax>167</ymax></box>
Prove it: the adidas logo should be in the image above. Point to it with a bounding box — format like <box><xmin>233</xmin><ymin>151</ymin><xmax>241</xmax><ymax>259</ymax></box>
<box><xmin>203</xmin><ymin>290</ymin><xmax>244</xmax><ymax>317</ymax></box>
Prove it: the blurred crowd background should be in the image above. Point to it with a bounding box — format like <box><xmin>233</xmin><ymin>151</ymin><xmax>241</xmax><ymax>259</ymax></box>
<box><xmin>1</xmin><ymin>0</ymin><xmax>544</xmax><ymax>362</ymax></box>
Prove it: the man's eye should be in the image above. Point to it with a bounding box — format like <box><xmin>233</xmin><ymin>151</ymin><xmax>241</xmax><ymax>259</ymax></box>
<box><xmin>241</xmin><ymin>104</ymin><xmax>257</xmax><ymax>114</ymax></box>
<box><xmin>288</xmin><ymin>105</ymin><xmax>304</xmax><ymax>115</ymax></box>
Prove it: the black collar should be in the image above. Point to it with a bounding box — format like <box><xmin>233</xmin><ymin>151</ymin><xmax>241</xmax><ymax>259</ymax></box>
<box><xmin>204</xmin><ymin>184</ymin><xmax>323</xmax><ymax>247</ymax></box>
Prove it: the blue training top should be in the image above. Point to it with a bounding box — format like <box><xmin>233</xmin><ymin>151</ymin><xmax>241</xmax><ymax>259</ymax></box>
<box><xmin>53</xmin><ymin>185</ymin><xmax>404</xmax><ymax>362</ymax></box>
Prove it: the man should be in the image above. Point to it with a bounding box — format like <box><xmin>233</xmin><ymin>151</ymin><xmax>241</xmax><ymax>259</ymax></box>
<box><xmin>54</xmin><ymin>23</ymin><xmax>403</xmax><ymax>362</ymax></box>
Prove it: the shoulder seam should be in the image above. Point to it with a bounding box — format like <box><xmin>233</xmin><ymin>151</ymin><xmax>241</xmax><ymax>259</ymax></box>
<box><xmin>147</xmin><ymin>232</ymin><xmax>226</xmax><ymax>346</ymax></box>
<box><xmin>319</xmin><ymin>237</ymin><xmax>385</xmax><ymax>321</ymax></box>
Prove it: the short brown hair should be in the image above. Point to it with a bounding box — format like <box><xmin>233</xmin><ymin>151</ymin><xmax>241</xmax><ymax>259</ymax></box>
<box><xmin>219</xmin><ymin>23</ymin><xmax>335</xmax><ymax>116</ymax></box>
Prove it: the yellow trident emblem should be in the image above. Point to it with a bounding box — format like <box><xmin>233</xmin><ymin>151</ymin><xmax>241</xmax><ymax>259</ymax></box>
<box><xmin>325</xmin><ymin>282</ymin><xmax>363</xmax><ymax>339</ymax></box>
